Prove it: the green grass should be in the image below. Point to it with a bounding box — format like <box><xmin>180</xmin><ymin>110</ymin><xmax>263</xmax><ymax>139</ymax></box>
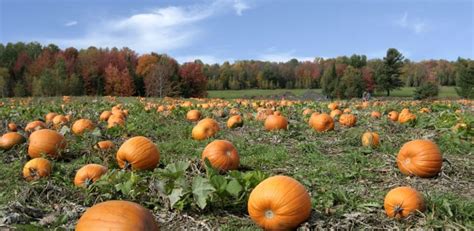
<box><xmin>208</xmin><ymin>86</ymin><xmax>458</xmax><ymax>99</ymax></box>
<box><xmin>0</xmin><ymin>96</ymin><xmax>472</xmax><ymax>229</ymax></box>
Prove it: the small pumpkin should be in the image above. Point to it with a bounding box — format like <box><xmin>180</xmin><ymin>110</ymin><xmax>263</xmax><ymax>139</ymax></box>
<box><xmin>309</xmin><ymin>113</ymin><xmax>334</xmax><ymax>132</ymax></box>
<box><xmin>227</xmin><ymin>115</ymin><xmax>243</xmax><ymax>129</ymax></box>
<box><xmin>396</xmin><ymin>140</ymin><xmax>442</xmax><ymax>178</ymax></box>
<box><xmin>25</xmin><ymin>120</ymin><xmax>47</xmax><ymax>133</ymax></box>
<box><xmin>99</xmin><ymin>111</ymin><xmax>112</xmax><ymax>121</ymax></box>
<box><xmin>45</xmin><ymin>112</ymin><xmax>58</xmax><ymax>123</ymax></box>
<box><xmin>72</xmin><ymin>119</ymin><xmax>95</xmax><ymax>135</ymax></box>
<box><xmin>398</xmin><ymin>109</ymin><xmax>416</xmax><ymax>124</ymax></box>
<box><xmin>197</xmin><ymin>118</ymin><xmax>220</xmax><ymax>132</ymax></box>
<box><xmin>28</xmin><ymin>129</ymin><xmax>66</xmax><ymax>158</ymax></box>
<box><xmin>339</xmin><ymin>113</ymin><xmax>357</xmax><ymax>127</ymax></box>
<box><xmin>192</xmin><ymin>124</ymin><xmax>217</xmax><ymax>140</ymax></box>
<box><xmin>384</xmin><ymin>186</ymin><xmax>425</xmax><ymax>218</ymax></box>
<box><xmin>264</xmin><ymin>115</ymin><xmax>288</xmax><ymax>131</ymax></box>
<box><xmin>0</xmin><ymin>132</ymin><xmax>26</xmax><ymax>150</ymax></box>
<box><xmin>248</xmin><ymin>175</ymin><xmax>312</xmax><ymax>230</ymax></box>
<box><xmin>371</xmin><ymin>111</ymin><xmax>381</xmax><ymax>119</ymax></box>
<box><xmin>76</xmin><ymin>200</ymin><xmax>159</xmax><ymax>231</ymax></box>
<box><xmin>419</xmin><ymin>107</ymin><xmax>431</xmax><ymax>113</ymax></box>
<box><xmin>387</xmin><ymin>111</ymin><xmax>399</xmax><ymax>121</ymax></box>
<box><xmin>52</xmin><ymin>115</ymin><xmax>68</xmax><ymax>128</ymax></box>
<box><xmin>302</xmin><ymin>108</ymin><xmax>313</xmax><ymax>116</ymax></box>
<box><xmin>74</xmin><ymin>164</ymin><xmax>108</xmax><ymax>187</ymax></box>
<box><xmin>186</xmin><ymin>110</ymin><xmax>202</xmax><ymax>122</ymax></box>
<box><xmin>361</xmin><ymin>132</ymin><xmax>380</xmax><ymax>148</ymax></box>
<box><xmin>328</xmin><ymin>102</ymin><xmax>339</xmax><ymax>111</ymax></box>
<box><xmin>330</xmin><ymin>109</ymin><xmax>342</xmax><ymax>118</ymax></box>
<box><xmin>7</xmin><ymin>122</ymin><xmax>17</xmax><ymax>132</ymax></box>
<box><xmin>202</xmin><ymin>140</ymin><xmax>240</xmax><ymax>171</ymax></box>
<box><xmin>116</xmin><ymin>136</ymin><xmax>160</xmax><ymax>170</ymax></box>
<box><xmin>343</xmin><ymin>108</ymin><xmax>352</xmax><ymax>113</ymax></box>
<box><xmin>107</xmin><ymin>114</ymin><xmax>125</xmax><ymax>128</ymax></box>
<box><xmin>23</xmin><ymin>157</ymin><xmax>51</xmax><ymax>181</ymax></box>
<box><xmin>95</xmin><ymin>140</ymin><xmax>115</xmax><ymax>150</ymax></box>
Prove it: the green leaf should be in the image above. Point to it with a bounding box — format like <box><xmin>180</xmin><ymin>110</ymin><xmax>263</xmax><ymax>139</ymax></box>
<box><xmin>91</xmin><ymin>128</ymin><xmax>102</xmax><ymax>137</ymax></box>
<box><xmin>168</xmin><ymin>188</ymin><xmax>184</xmax><ymax>208</ymax></box>
<box><xmin>210</xmin><ymin>175</ymin><xmax>227</xmax><ymax>194</ymax></box>
<box><xmin>192</xmin><ymin>176</ymin><xmax>215</xmax><ymax>209</ymax></box>
<box><xmin>161</xmin><ymin>161</ymin><xmax>190</xmax><ymax>179</ymax></box>
<box><xmin>59</xmin><ymin>126</ymin><xmax>70</xmax><ymax>135</ymax></box>
<box><xmin>226</xmin><ymin>178</ymin><xmax>243</xmax><ymax>197</ymax></box>
<box><xmin>203</xmin><ymin>158</ymin><xmax>219</xmax><ymax>177</ymax></box>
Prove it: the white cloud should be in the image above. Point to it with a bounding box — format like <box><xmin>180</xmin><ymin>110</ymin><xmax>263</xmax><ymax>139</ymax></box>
<box><xmin>233</xmin><ymin>0</ymin><xmax>250</xmax><ymax>16</ymax></box>
<box><xmin>64</xmin><ymin>21</ymin><xmax>78</xmax><ymax>27</ymax></box>
<box><xmin>395</xmin><ymin>12</ymin><xmax>428</xmax><ymax>34</ymax></box>
<box><xmin>176</xmin><ymin>55</ymin><xmax>227</xmax><ymax>64</ymax></box>
<box><xmin>258</xmin><ymin>50</ymin><xmax>314</xmax><ymax>62</ymax></box>
<box><xmin>47</xmin><ymin>0</ymin><xmax>252</xmax><ymax>53</ymax></box>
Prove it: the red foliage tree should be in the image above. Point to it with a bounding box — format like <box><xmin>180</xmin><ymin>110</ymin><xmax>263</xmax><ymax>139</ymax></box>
<box><xmin>179</xmin><ymin>62</ymin><xmax>207</xmax><ymax>98</ymax></box>
<box><xmin>361</xmin><ymin>67</ymin><xmax>376</xmax><ymax>93</ymax></box>
<box><xmin>104</xmin><ymin>64</ymin><xmax>134</xmax><ymax>96</ymax></box>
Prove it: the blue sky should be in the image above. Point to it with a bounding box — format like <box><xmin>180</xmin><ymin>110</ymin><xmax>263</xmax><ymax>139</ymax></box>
<box><xmin>1</xmin><ymin>0</ymin><xmax>473</xmax><ymax>63</ymax></box>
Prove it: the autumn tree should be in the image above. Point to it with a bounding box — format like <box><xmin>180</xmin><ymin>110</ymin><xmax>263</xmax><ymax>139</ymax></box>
<box><xmin>179</xmin><ymin>62</ymin><xmax>207</xmax><ymax>97</ymax></box>
<box><xmin>340</xmin><ymin>66</ymin><xmax>365</xmax><ymax>98</ymax></box>
<box><xmin>104</xmin><ymin>64</ymin><xmax>134</xmax><ymax>96</ymax></box>
<box><xmin>376</xmin><ymin>48</ymin><xmax>404</xmax><ymax>96</ymax></box>
<box><xmin>0</xmin><ymin>67</ymin><xmax>8</xmax><ymax>97</ymax></box>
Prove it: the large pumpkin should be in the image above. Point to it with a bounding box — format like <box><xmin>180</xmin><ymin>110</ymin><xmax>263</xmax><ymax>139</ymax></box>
<box><xmin>23</xmin><ymin>157</ymin><xmax>51</xmax><ymax>181</ymax></box>
<box><xmin>52</xmin><ymin>115</ymin><xmax>68</xmax><ymax>128</ymax></box>
<box><xmin>72</xmin><ymin>119</ymin><xmax>95</xmax><ymax>135</ymax></box>
<box><xmin>197</xmin><ymin>118</ymin><xmax>220</xmax><ymax>132</ymax></box>
<box><xmin>328</xmin><ymin>102</ymin><xmax>339</xmax><ymax>110</ymax></box>
<box><xmin>339</xmin><ymin>114</ymin><xmax>357</xmax><ymax>127</ymax></box>
<box><xmin>74</xmin><ymin>164</ymin><xmax>108</xmax><ymax>187</ymax></box>
<box><xmin>202</xmin><ymin>140</ymin><xmax>240</xmax><ymax>171</ymax></box>
<box><xmin>384</xmin><ymin>186</ymin><xmax>425</xmax><ymax>218</ymax></box>
<box><xmin>76</xmin><ymin>200</ymin><xmax>159</xmax><ymax>231</ymax></box>
<box><xmin>0</xmin><ymin>132</ymin><xmax>26</xmax><ymax>150</ymax></box>
<box><xmin>248</xmin><ymin>175</ymin><xmax>312</xmax><ymax>230</ymax></box>
<box><xmin>45</xmin><ymin>112</ymin><xmax>58</xmax><ymax>123</ymax></box>
<box><xmin>227</xmin><ymin>115</ymin><xmax>244</xmax><ymax>129</ymax></box>
<box><xmin>116</xmin><ymin>136</ymin><xmax>160</xmax><ymax>170</ymax></box>
<box><xmin>28</xmin><ymin>129</ymin><xmax>66</xmax><ymax>158</ymax></box>
<box><xmin>398</xmin><ymin>108</ymin><xmax>416</xmax><ymax>124</ymax></box>
<box><xmin>264</xmin><ymin>115</ymin><xmax>288</xmax><ymax>131</ymax></box>
<box><xmin>361</xmin><ymin>132</ymin><xmax>379</xmax><ymax>148</ymax></box>
<box><xmin>186</xmin><ymin>110</ymin><xmax>201</xmax><ymax>122</ymax></box>
<box><xmin>309</xmin><ymin>113</ymin><xmax>334</xmax><ymax>132</ymax></box>
<box><xmin>396</xmin><ymin>140</ymin><xmax>442</xmax><ymax>178</ymax></box>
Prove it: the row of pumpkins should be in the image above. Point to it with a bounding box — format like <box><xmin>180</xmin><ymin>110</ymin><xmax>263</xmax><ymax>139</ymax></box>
<box><xmin>2</xmin><ymin>101</ymin><xmax>445</xmax><ymax>230</ymax></box>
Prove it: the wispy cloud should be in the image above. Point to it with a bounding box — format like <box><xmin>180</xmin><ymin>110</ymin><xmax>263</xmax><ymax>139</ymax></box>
<box><xmin>64</xmin><ymin>21</ymin><xmax>78</xmax><ymax>27</ymax></box>
<box><xmin>233</xmin><ymin>0</ymin><xmax>250</xmax><ymax>16</ymax></box>
<box><xmin>47</xmin><ymin>0</ymin><xmax>253</xmax><ymax>53</ymax></box>
<box><xmin>176</xmin><ymin>55</ymin><xmax>228</xmax><ymax>64</ymax></box>
<box><xmin>395</xmin><ymin>12</ymin><xmax>428</xmax><ymax>34</ymax></box>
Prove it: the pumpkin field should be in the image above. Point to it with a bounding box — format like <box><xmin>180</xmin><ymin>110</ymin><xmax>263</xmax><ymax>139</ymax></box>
<box><xmin>0</xmin><ymin>96</ymin><xmax>473</xmax><ymax>230</ymax></box>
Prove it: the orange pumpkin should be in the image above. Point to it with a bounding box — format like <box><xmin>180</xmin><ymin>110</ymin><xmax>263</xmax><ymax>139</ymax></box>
<box><xmin>52</xmin><ymin>115</ymin><xmax>68</xmax><ymax>129</ymax></box>
<box><xmin>95</xmin><ymin>140</ymin><xmax>115</xmax><ymax>150</ymax></box>
<box><xmin>76</xmin><ymin>200</ymin><xmax>159</xmax><ymax>231</ymax></box>
<box><xmin>107</xmin><ymin>114</ymin><xmax>125</xmax><ymax>128</ymax></box>
<box><xmin>264</xmin><ymin>115</ymin><xmax>288</xmax><ymax>131</ymax></box>
<box><xmin>74</xmin><ymin>164</ymin><xmax>108</xmax><ymax>187</ymax></box>
<box><xmin>339</xmin><ymin>113</ymin><xmax>357</xmax><ymax>127</ymax></box>
<box><xmin>397</xmin><ymin>140</ymin><xmax>442</xmax><ymax>178</ymax></box>
<box><xmin>419</xmin><ymin>108</ymin><xmax>431</xmax><ymax>113</ymax></box>
<box><xmin>384</xmin><ymin>186</ymin><xmax>425</xmax><ymax>218</ymax></box>
<box><xmin>25</xmin><ymin>120</ymin><xmax>47</xmax><ymax>133</ymax></box>
<box><xmin>398</xmin><ymin>109</ymin><xmax>416</xmax><ymax>124</ymax></box>
<box><xmin>45</xmin><ymin>112</ymin><xmax>58</xmax><ymax>123</ymax></box>
<box><xmin>343</xmin><ymin>108</ymin><xmax>352</xmax><ymax>113</ymax></box>
<box><xmin>255</xmin><ymin>108</ymin><xmax>274</xmax><ymax>121</ymax></box>
<box><xmin>227</xmin><ymin>115</ymin><xmax>243</xmax><ymax>129</ymax></box>
<box><xmin>387</xmin><ymin>111</ymin><xmax>399</xmax><ymax>121</ymax></box>
<box><xmin>248</xmin><ymin>175</ymin><xmax>311</xmax><ymax>230</ymax></box>
<box><xmin>371</xmin><ymin>111</ymin><xmax>381</xmax><ymax>119</ymax></box>
<box><xmin>328</xmin><ymin>102</ymin><xmax>339</xmax><ymax>110</ymax></box>
<box><xmin>7</xmin><ymin>122</ymin><xmax>17</xmax><ymax>132</ymax></box>
<box><xmin>23</xmin><ymin>157</ymin><xmax>51</xmax><ymax>181</ymax></box>
<box><xmin>302</xmin><ymin>108</ymin><xmax>313</xmax><ymax>116</ymax></box>
<box><xmin>28</xmin><ymin>129</ymin><xmax>66</xmax><ymax>158</ymax></box>
<box><xmin>330</xmin><ymin>109</ymin><xmax>342</xmax><ymax>118</ymax></box>
<box><xmin>202</xmin><ymin>140</ymin><xmax>240</xmax><ymax>171</ymax></box>
<box><xmin>197</xmin><ymin>118</ymin><xmax>220</xmax><ymax>132</ymax></box>
<box><xmin>72</xmin><ymin>119</ymin><xmax>95</xmax><ymax>135</ymax></box>
<box><xmin>309</xmin><ymin>113</ymin><xmax>334</xmax><ymax>132</ymax></box>
<box><xmin>361</xmin><ymin>132</ymin><xmax>380</xmax><ymax>148</ymax></box>
<box><xmin>99</xmin><ymin>111</ymin><xmax>112</xmax><ymax>121</ymax></box>
<box><xmin>0</xmin><ymin>132</ymin><xmax>26</xmax><ymax>150</ymax></box>
<box><xmin>116</xmin><ymin>136</ymin><xmax>160</xmax><ymax>170</ymax></box>
<box><xmin>186</xmin><ymin>110</ymin><xmax>202</xmax><ymax>122</ymax></box>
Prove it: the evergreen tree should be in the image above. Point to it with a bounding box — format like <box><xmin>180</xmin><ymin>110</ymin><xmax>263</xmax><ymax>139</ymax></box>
<box><xmin>376</xmin><ymin>48</ymin><xmax>404</xmax><ymax>96</ymax></box>
<box><xmin>321</xmin><ymin>62</ymin><xmax>337</xmax><ymax>98</ymax></box>
<box><xmin>455</xmin><ymin>58</ymin><xmax>474</xmax><ymax>99</ymax></box>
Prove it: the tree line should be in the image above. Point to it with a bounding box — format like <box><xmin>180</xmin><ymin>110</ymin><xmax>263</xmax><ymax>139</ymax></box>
<box><xmin>0</xmin><ymin>42</ymin><xmax>472</xmax><ymax>98</ymax></box>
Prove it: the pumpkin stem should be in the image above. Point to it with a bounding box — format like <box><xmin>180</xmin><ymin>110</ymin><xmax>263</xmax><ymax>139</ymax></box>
<box><xmin>123</xmin><ymin>161</ymin><xmax>131</xmax><ymax>171</ymax></box>
<box><xmin>85</xmin><ymin>178</ymin><xmax>93</xmax><ymax>187</ymax></box>
<box><xmin>393</xmin><ymin>205</ymin><xmax>404</xmax><ymax>217</ymax></box>
<box><xmin>264</xmin><ymin>210</ymin><xmax>274</xmax><ymax>219</ymax></box>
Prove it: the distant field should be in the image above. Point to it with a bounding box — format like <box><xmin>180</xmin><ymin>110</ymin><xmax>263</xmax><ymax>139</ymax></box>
<box><xmin>208</xmin><ymin>86</ymin><xmax>458</xmax><ymax>99</ymax></box>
